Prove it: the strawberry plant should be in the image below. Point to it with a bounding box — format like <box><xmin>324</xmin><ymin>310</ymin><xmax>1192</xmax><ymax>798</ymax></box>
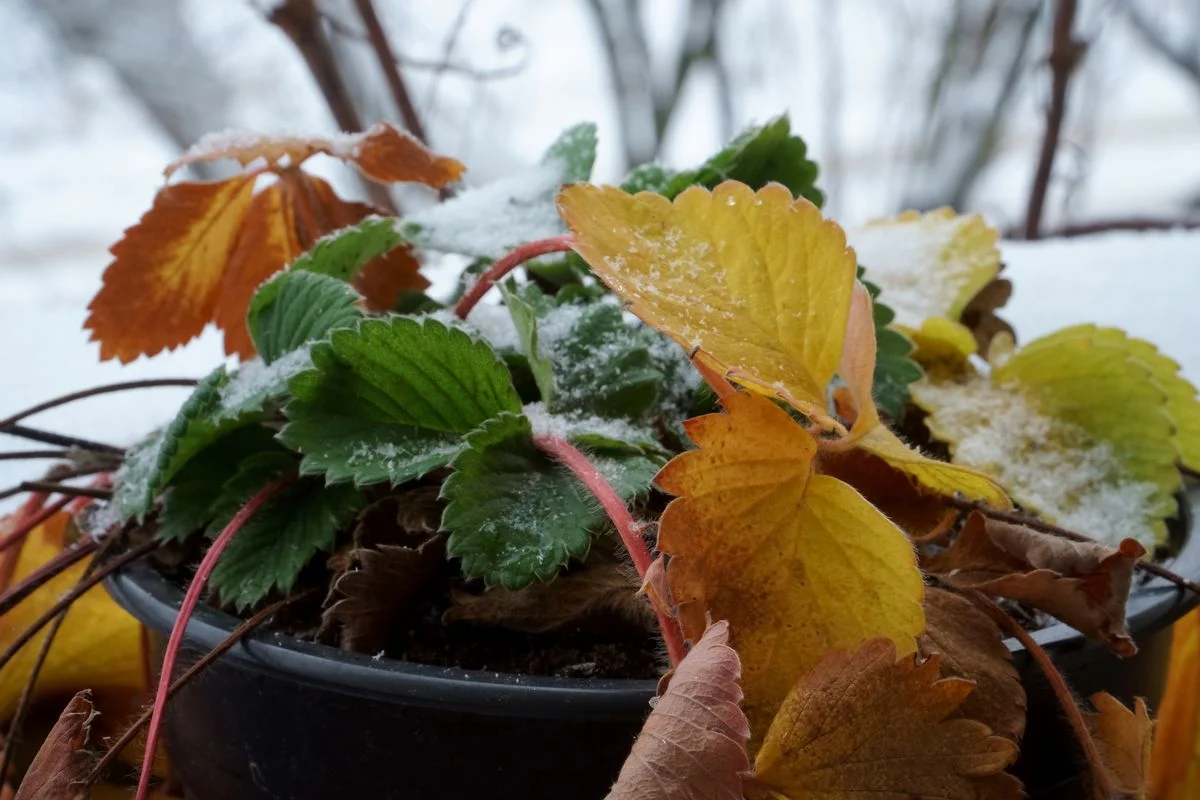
<box><xmin>2</xmin><ymin>113</ymin><xmax>1199</xmax><ymax>799</ymax></box>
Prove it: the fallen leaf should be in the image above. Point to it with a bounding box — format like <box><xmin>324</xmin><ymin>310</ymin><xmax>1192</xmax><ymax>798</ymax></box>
<box><xmin>924</xmin><ymin>512</ymin><xmax>1144</xmax><ymax>655</ymax></box>
<box><xmin>13</xmin><ymin>691</ymin><xmax>94</xmax><ymax>800</ymax></box>
<box><xmin>86</xmin><ymin>175</ymin><xmax>257</xmax><ymax>362</ymax></box>
<box><xmin>559</xmin><ymin>181</ymin><xmax>857</xmax><ymax>427</ymax></box>
<box><xmin>606</xmin><ymin>621</ymin><xmax>749</xmax><ymax>800</ymax></box>
<box><xmin>655</xmin><ymin>391</ymin><xmax>925</xmax><ymax>742</ymax></box>
<box><xmin>920</xmin><ymin>588</ymin><xmax>1026</xmax><ymax>741</ymax></box>
<box><xmin>0</xmin><ymin>513</ymin><xmax>143</xmax><ymax>719</ymax></box>
<box><xmin>1150</xmin><ymin>608</ymin><xmax>1200</xmax><ymax>800</ymax></box>
<box><xmin>749</xmin><ymin>638</ymin><xmax>1021</xmax><ymax>800</ymax></box>
<box><xmin>165</xmin><ymin>122</ymin><xmax>465</xmax><ymax>187</ymax></box>
<box><xmin>1087</xmin><ymin>692</ymin><xmax>1153</xmax><ymax>798</ymax></box>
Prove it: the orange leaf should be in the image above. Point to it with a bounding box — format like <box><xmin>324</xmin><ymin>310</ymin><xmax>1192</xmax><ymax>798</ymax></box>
<box><xmin>750</xmin><ymin>638</ymin><xmax>1022</xmax><ymax>800</ymax></box>
<box><xmin>1150</xmin><ymin>608</ymin><xmax>1200</xmax><ymax>800</ymax></box>
<box><xmin>13</xmin><ymin>691</ymin><xmax>94</xmax><ymax>800</ymax></box>
<box><xmin>1087</xmin><ymin>692</ymin><xmax>1153</xmax><ymax>798</ymax></box>
<box><xmin>165</xmin><ymin>123</ymin><xmax>465</xmax><ymax>188</ymax></box>
<box><xmin>606</xmin><ymin>621</ymin><xmax>749</xmax><ymax>800</ymax></box>
<box><xmin>834</xmin><ymin>281</ymin><xmax>881</xmax><ymax>441</ymax></box>
<box><xmin>86</xmin><ymin>175</ymin><xmax>257</xmax><ymax>362</ymax></box>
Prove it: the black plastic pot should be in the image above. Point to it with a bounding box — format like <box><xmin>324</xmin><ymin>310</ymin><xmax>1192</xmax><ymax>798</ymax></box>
<box><xmin>107</xmin><ymin>497</ymin><xmax>1200</xmax><ymax>800</ymax></box>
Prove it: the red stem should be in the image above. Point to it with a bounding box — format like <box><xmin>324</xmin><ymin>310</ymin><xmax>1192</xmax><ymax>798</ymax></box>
<box><xmin>135</xmin><ymin>478</ymin><xmax>290</xmax><ymax>800</ymax></box>
<box><xmin>453</xmin><ymin>236</ymin><xmax>576</xmax><ymax>319</ymax></box>
<box><xmin>533</xmin><ymin>433</ymin><xmax>686</xmax><ymax>666</ymax></box>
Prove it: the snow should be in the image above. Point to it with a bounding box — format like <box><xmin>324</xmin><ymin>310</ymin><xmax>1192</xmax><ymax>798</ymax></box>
<box><xmin>522</xmin><ymin>402</ymin><xmax>653</xmax><ymax>447</ymax></box>
<box><xmin>218</xmin><ymin>346</ymin><xmax>313</xmax><ymax>416</ymax></box>
<box><xmin>912</xmin><ymin>374</ymin><xmax>1160</xmax><ymax>548</ymax></box>
<box><xmin>461</xmin><ymin>303</ymin><xmax>520</xmax><ymax>351</ymax></box>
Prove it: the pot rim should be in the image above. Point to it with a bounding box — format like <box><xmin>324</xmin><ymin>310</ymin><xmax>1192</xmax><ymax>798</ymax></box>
<box><xmin>105</xmin><ymin>492</ymin><xmax>1200</xmax><ymax>715</ymax></box>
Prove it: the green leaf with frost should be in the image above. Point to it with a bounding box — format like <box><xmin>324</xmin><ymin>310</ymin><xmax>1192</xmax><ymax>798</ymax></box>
<box><xmin>289</xmin><ymin>216</ymin><xmax>407</xmax><ymax>282</ymax></box>
<box><xmin>620</xmin><ymin>163</ymin><xmax>673</xmax><ymax>194</ymax></box>
<box><xmin>441</xmin><ymin>413</ymin><xmax>658</xmax><ymax>589</ymax></box>
<box><xmin>248</xmin><ymin>270</ymin><xmax>363</xmax><ymax>364</ymax></box>
<box><xmin>541</xmin><ymin>122</ymin><xmax>597</xmax><ymax>183</ymax></box>
<box><xmin>280</xmin><ymin>317</ymin><xmax>521</xmax><ymax>486</ymax></box>
<box><xmin>215</xmin><ymin>348</ymin><xmax>315</xmax><ymax>422</ymax></box>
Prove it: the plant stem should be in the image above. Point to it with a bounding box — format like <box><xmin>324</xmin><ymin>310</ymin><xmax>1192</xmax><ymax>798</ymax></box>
<box><xmin>453</xmin><ymin>236</ymin><xmax>576</xmax><ymax>319</ymax></box>
<box><xmin>135</xmin><ymin>478</ymin><xmax>291</xmax><ymax>800</ymax></box>
<box><xmin>351</xmin><ymin>0</ymin><xmax>427</xmax><ymax>144</ymax></box>
<box><xmin>0</xmin><ymin>539</ymin><xmax>160</xmax><ymax>675</ymax></box>
<box><xmin>0</xmin><ymin>378</ymin><xmax>198</xmax><ymax>431</ymax></box>
<box><xmin>1023</xmin><ymin>0</ymin><xmax>1081</xmax><ymax>239</ymax></box>
<box><xmin>15</xmin><ymin>481</ymin><xmax>112</xmax><ymax>501</ymax></box>
<box><xmin>0</xmin><ymin>537</ymin><xmax>99</xmax><ymax>617</ymax></box>
<box><xmin>966</xmin><ymin>589</ymin><xmax>1113</xmax><ymax>798</ymax></box>
<box><xmin>532</xmin><ymin>433</ymin><xmax>686</xmax><ymax>667</ymax></box>
<box><xmin>88</xmin><ymin>589</ymin><xmax>312</xmax><ymax>786</ymax></box>
<box><xmin>0</xmin><ymin>450</ymin><xmax>68</xmax><ymax>461</ymax></box>
<box><xmin>2</xmin><ymin>424</ymin><xmax>123</xmax><ymax>455</ymax></box>
<box><xmin>947</xmin><ymin>498</ymin><xmax>1200</xmax><ymax>595</ymax></box>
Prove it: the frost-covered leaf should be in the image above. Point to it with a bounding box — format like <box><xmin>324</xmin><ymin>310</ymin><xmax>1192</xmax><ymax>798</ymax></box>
<box><xmin>442</xmin><ymin>413</ymin><xmax>658</xmax><ymax>589</ymax></box>
<box><xmin>655</xmin><ymin>392</ymin><xmax>925</xmax><ymax>741</ymax></box>
<box><xmin>287</xmin><ymin>216</ymin><xmax>408</xmax><ymax>283</ymax></box>
<box><xmin>620</xmin><ymin>162</ymin><xmax>673</xmax><ymax>194</ymax></box>
<box><xmin>541</xmin><ymin>121</ymin><xmax>597</xmax><ymax>183</ymax></box>
<box><xmin>216</xmin><ymin>348</ymin><xmax>315</xmax><ymax>422</ymax></box>
<box><xmin>559</xmin><ymin>181</ymin><xmax>855</xmax><ymax>426</ymax></box>
<box><xmin>606</xmin><ymin>621</ymin><xmax>749</xmax><ymax>800</ymax></box>
<box><xmin>1087</xmin><ymin>693</ymin><xmax>1153</xmax><ymax>798</ymax></box>
<box><xmin>750</xmin><ymin>638</ymin><xmax>1021</xmax><ymax>799</ymax></box>
<box><xmin>280</xmin><ymin>317</ymin><xmax>520</xmax><ymax>486</ymax></box>
<box><xmin>165</xmin><ymin>122</ymin><xmax>465</xmax><ymax>186</ymax></box>
<box><xmin>925</xmin><ymin>512</ymin><xmax>1145</xmax><ymax>656</ymax></box>
<box><xmin>914</xmin><ymin>325</ymin><xmax>1180</xmax><ymax>546</ymax></box>
<box><xmin>402</xmin><ymin>124</ymin><xmax>586</xmax><ymax>258</ymax></box>
<box><xmin>14</xmin><ymin>691</ymin><xmax>94</xmax><ymax>800</ymax></box>
<box><xmin>247</xmin><ymin>270</ymin><xmax>363</xmax><ymax>364</ymax></box>
<box><xmin>86</xmin><ymin>175</ymin><xmax>257</xmax><ymax>362</ymax></box>
<box><xmin>850</xmin><ymin>208</ymin><xmax>1001</xmax><ymax>361</ymax></box>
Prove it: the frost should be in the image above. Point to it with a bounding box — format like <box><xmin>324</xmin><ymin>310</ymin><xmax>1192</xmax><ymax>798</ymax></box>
<box><xmin>912</xmin><ymin>376</ymin><xmax>1159</xmax><ymax>547</ymax></box>
<box><xmin>219</xmin><ymin>346</ymin><xmax>313</xmax><ymax>418</ymax></box>
<box><xmin>522</xmin><ymin>402</ymin><xmax>654</xmax><ymax>447</ymax></box>
<box><xmin>463</xmin><ymin>304</ymin><xmax>520</xmax><ymax>351</ymax></box>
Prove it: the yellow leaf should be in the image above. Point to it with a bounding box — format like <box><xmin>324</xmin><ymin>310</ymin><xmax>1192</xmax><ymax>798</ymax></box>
<box><xmin>751</xmin><ymin>638</ymin><xmax>1021</xmax><ymax>800</ymax></box>
<box><xmin>855</xmin><ymin>424</ymin><xmax>1011</xmax><ymax>509</ymax></box>
<box><xmin>559</xmin><ymin>181</ymin><xmax>857</xmax><ymax>427</ymax></box>
<box><xmin>848</xmin><ymin>208</ymin><xmax>1001</xmax><ymax>345</ymax></box>
<box><xmin>86</xmin><ymin>175</ymin><xmax>257</xmax><ymax>362</ymax></box>
<box><xmin>0</xmin><ymin>513</ymin><xmax>142</xmax><ymax>720</ymax></box>
<box><xmin>909</xmin><ymin>316</ymin><xmax>979</xmax><ymax>373</ymax></box>
<box><xmin>1151</xmin><ymin>608</ymin><xmax>1200</xmax><ymax>800</ymax></box>
<box><xmin>655</xmin><ymin>392</ymin><xmax>925</xmax><ymax>743</ymax></box>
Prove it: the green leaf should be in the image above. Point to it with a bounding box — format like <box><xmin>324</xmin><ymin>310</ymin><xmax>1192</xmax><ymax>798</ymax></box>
<box><xmin>393</xmin><ymin>290</ymin><xmax>443</xmax><ymax>315</ymax></box>
<box><xmin>499</xmin><ymin>280</ymin><xmax>556</xmax><ymax>401</ymax></box>
<box><xmin>247</xmin><ymin>270</ymin><xmax>364</xmax><ymax>364</ymax></box>
<box><xmin>209</xmin><ymin>471</ymin><xmax>365</xmax><ymax>611</ymax></box>
<box><xmin>204</xmin><ymin>450</ymin><xmax>298</xmax><ymax>537</ymax></box>
<box><xmin>441</xmin><ymin>413</ymin><xmax>658</xmax><ymax>589</ymax></box>
<box><xmin>156</xmin><ymin>426</ymin><xmax>283</xmax><ymax>542</ymax></box>
<box><xmin>113</xmin><ymin>367</ymin><xmax>246</xmax><ymax>522</ymax></box>
<box><xmin>289</xmin><ymin>216</ymin><xmax>407</xmax><ymax>282</ymax></box>
<box><xmin>541</xmin><ymin>122</ymin><xmax>598</xmax><ymax>183</ymax></box>
<box><xmin>281</xmin><ymin>317</ymin><xmax>521</xmax><ymax>486</ymax></box>
<box><xmin>860</xmin><ymin>271</ymin><xmax>923</xmax><ymax>420</ymax></box>
<box><xmin>620</xmin><ymin>163</ymin><xmax>674</xmax><ymax>194</ymax></box>
<box><xmin>216</xmin><ymin>348</ymin><xmax>315</xmax><ymax>422</ymax></box>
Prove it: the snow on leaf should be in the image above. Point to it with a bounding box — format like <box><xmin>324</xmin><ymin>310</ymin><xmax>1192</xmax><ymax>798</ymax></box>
<box><xmin>13</xmin><ymin>691</ymin><xmax>94</xmax><ymax>800</ymax></box>
<box><xmin>541</xmin><ymin>121</ymin><xmax>598</xmax><ymax>183</ymax></box>
<box><xmin>654</xmin><ymin>392</ymin><xmax>925</xmax><ymax>743</ymax></box>
<box><xmin>165</xmin><ymin>122</ymin><xmax>465</xmax><ymax>187</ymax></box>
<box><xmin>287</xmin><ymin>216</ymin><xmax>408</xmax><ymax>284</ymax></box>
<box><xmin>442</xmin><ymin>413</ymin><xmax>658</xmax><ymax>589</ymax></box>
<box><xmin>1087</xmin><ymin>693</ymin><xmax>1154</xmax><ymax>798</ymax></box>
<box><xmin>216</xmin><ymin>347</ymin><xmax>315</xmax><ymax>421</ymax></box>
<box><xmin>559</xmin><ymin>181</ymin><xmax>856</xmax><ymax>428</ymax></box>
<box><xmin>247</xmin><ymin>270</ymin><xmax>363</xmax><ymax>364</ymax></box>
<box><xmin>605</xmin><ymin>621</ymin><xmax>749</xmax><ymax>800</ymax></box>
<box><xmin>750</xmin><ymin>638</ymin><xmax>1022</xmax><ymax>800</ymax></box>
<box><xmin>925</xmin><ymin>512</ymin><xmax>1145</xmax><ymax>656</ymax></box>
<box><xmin>86</xmin><ymin>175</ymin><xmax>257</xmax><ymax>362</ymax></box>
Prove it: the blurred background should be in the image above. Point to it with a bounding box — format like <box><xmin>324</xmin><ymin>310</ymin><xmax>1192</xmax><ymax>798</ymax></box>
<box><xmin>2</xmin><ymin>0</ymin><xmax>1200</xmax><ymax>499</ymax></box>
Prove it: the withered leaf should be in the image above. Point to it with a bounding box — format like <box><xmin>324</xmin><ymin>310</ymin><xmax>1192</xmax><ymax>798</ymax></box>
<box><xmin>920</xmin><ymin>587</ymin><xmax>1026</xmax><ymax>742</ymax></box>
<box><xmin>444</xmin><ymin>550</ymin><xmax>652</xmax><ymax>634</ymax></box>
<box><xmin>960</xmin><ymin>276</ymin><xmax>1014</xmax><ymax>358</ymax></box>
<box><xmin>750</xmin><ymin>638</ymin><xmax>1022</xmax><ymax>800</ymax></box>
<box><xmin>1087</xmin><ymin>692</ymin><xmax>1153</xmax><ymax>798</ymax></box>
<box><xmin>925</xmin><ymin>512</ymin><xmax>1144</xmax><ymax>656</ymax></box>
<box><xmin>818</xmin><ymin>444</ymin><xmax>946</xmax><ymax>539</ymax></box>
<box><xmin>14</xmin><ymin>691</ymin><xmax>94</xmax><ymax>800</ymax></box>
<box><xmin>606</xmin><ymin>621</ymin><xmax>749</xmax><ymax>800</ymax></box>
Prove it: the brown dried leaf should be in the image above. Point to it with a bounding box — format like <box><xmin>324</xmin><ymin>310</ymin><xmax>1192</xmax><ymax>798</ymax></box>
<box><xmin>1087</xmin><ymin>692</ymin><xmax>1153</xmax><ymax>798</ymax></box>
<box><xmin>920</xmin><ymin>587</ymin><xmax>1026</xmax><ymax>741</ymax></box>
<box><xmin>165</xmin><ymin>122</ymin><xmax>465</xmax><ymax>188</ymax></box>
<box><xmin>14</xmin><ymin>691</ymin><xmax>94</xmax><ymax>800</ymax></box>
<box><xmin>925</xmin><ymin>512</ymin><xmax>1145</xmax><ymax>656</ymax></box>
<box><xmin>818</xmin><ymin>445</ymin><xmax>946</xmax><ymax>538</ymax></box>
<box><xmin>86</xmin><ymin>175</ymin><xmax>257</xmax><ymax>362</ymax></box>
<box><xmin>750</xmin><ymin>638</ymin><xmax>1022</xmax><ymax>800</ymax></box>
<box><xmin>606</xmin><ymin>621</ymin><xmax>750</xmax><ymax>800</ymax></box>
<box><xmin>961</xmin><ymin>276</ymin><xmax>1014</xmax><ymax>358</ymax></box>
<box><xmin>445</xmin><ymin>551</ymin><xmax>652</xmax><ymax>634</ymax></box>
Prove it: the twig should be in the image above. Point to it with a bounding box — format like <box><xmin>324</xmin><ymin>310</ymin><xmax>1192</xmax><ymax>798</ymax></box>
<box><xmin>135</xmin><ymin>478</ymin><xmax>292</xmax><ymax>800</ymax></box>
<box><xmin>946</xmin><ymin>497</ymin><xmax>1200</xmax><ymax>595</ymax></box>
<box><xmin>1183</xmin><ymin>465</ymin><xmax>1200</xmax><ymax>482</ymax></box>
<box><xmin>0</xmin><ymin>539</ymin><xmax>160</xmax><ymax>674</ymax></box>
<box><xmin>1024</xmin><ymin>0</ymin><xmax>1083</xmax><ymax>240</ymax></box>
<box><xmin>0</xmin><ymin>379</ymin><xmax>197</xmax><ymax>430</ymax></box>
<box><xmin>2</xmin><ymin>424</ymin><xmax>123</xmax><ymax>455</ymax></box>
<box><xmin>14</xmin><ymin>481</ymin><xmax>112</xmax><ymax>501</ymax></box>
<box><xmin>87</xmin><ymin>589</ymin><xmax>314</xmax><ymax>785</ymax></box>
<box><xmin>0</xmin><ymin>469</ymin><xmax>104</xmax><ymax>503</ymax></box>
<box><xmin>453</xmin><ymin>236</ymin><xmax>576</xmax><ymax>319</ymax></box>
<box><xmin>0</xmin><ymin>450</ymin><xmax>68</xmax><ymax>462</ymax></box>
<box><xmin>533</xmin><ymin>434</ymin><xmax>686</xmax><ymax>667</ymax></box>
<box><xmin>351</xmin><ymin>0</ymin><xmax>427</xmax><ymax>144</ymax></box>
<box><xmin>1027</xmin><ymin>217</ymin><xmax>1200</xmax><ymax>239</ymax></box>
<box><xmin>966</xmin><ymin>590</ymin><xmax>1113</xmax><ymax>798</ymax></box>
<box><xmin>0</xmin><ymin>537</ymin><xmax>99</xmax><ymax>617</ymax></box>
